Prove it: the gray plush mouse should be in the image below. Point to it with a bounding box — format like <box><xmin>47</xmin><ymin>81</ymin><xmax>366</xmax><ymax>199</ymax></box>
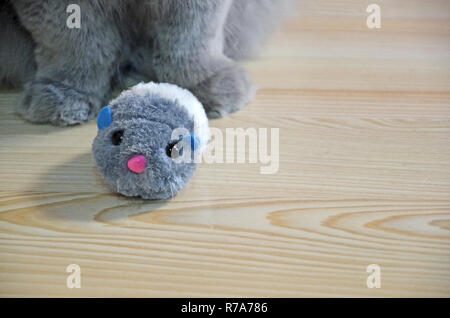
<box><xmin>92</xmin><ymin>82</ymin><xmax>210</xmax><ymax>200</ymax></box>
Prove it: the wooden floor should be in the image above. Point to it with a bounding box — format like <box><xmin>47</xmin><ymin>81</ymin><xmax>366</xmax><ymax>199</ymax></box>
<box><xmin>1</xmin><ymin>0</ymin><xmax>449</xmax><ymax>297</ymax></box>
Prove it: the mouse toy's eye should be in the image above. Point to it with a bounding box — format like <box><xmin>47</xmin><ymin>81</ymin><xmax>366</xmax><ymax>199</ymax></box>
<box><xmin>111</xmin><ymin>130</ymin><xmax>124</xmax><ymax>146</ymax></box>
<box><xmin>166</xmin><ymin>140</ymin><xmax>184</xmax><ymax>158</ymax></box>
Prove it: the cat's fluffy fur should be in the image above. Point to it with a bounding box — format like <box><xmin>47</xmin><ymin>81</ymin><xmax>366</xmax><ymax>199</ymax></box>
<box><xmin>0</xmin><ymin>0</ymin><xmax>289</xmax><ymax>125</ymax></box>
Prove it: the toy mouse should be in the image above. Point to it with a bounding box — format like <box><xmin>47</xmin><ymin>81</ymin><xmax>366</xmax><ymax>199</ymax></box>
<box><xmin>92</xmin><ymin>82</ymin><xmax>210</xmax><ymax>200</ymax></box>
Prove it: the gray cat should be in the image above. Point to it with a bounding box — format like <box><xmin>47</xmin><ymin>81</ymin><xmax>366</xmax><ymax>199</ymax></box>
<box><xmin>0</xmin><ymin>0</ymin><xmax>289</xmax><ymax>126</ymax></box>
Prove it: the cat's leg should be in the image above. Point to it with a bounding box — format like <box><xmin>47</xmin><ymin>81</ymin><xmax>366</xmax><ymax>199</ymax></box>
<box><xmin>224</xmin><ymin>0</ymin><xmax>290</xmax><ymax>60</ymax></box>
<box><xmin>150</xmin><ymin>0</ymin><xmax>255</xmax><ymax>119</ymax></box>
<box><xmin>12</xmin><ymin>1</ymin><xmax>121</xmax><ymax>125</ymax></box>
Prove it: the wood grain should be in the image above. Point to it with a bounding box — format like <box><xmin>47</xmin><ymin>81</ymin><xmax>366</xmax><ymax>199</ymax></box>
<box><xmin>0</xmin><ymin>0</ymin><xmax>449</xmax><ymax>297</ymax></box>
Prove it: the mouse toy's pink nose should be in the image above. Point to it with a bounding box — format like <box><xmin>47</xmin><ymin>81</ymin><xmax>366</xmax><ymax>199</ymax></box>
<box><xmin>127</xmin><ymin>155</ymin><xmax>147</xmax><ymax>174</ymax></box>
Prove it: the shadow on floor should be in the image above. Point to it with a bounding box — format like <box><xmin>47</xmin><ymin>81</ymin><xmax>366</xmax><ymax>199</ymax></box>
<box><xmin>19</xmin><ymin>152</ymin><xmax>170</xmax><ymax>223</ymax></box>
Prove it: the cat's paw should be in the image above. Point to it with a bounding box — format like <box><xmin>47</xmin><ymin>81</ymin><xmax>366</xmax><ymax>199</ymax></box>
<box><xmin>18</xmin><ymin>79</ymin><xmax>102</xmax><ymax>126</ymax></box>
<box><xmin>190</xmin><ymin>64</ymin><xmax>256</xmax><ymax>119</ymax></box>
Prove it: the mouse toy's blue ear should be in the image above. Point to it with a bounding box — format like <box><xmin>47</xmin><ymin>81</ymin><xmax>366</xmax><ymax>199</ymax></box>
<box><xmin>182</xmin><ymin>134</ymin><xmax>201</xmax><ymax>152</ymax></box>
<box><xmin>97</xmin><ymin>105</ymin><xmax>113</xmax><ymax>130</ymax></box>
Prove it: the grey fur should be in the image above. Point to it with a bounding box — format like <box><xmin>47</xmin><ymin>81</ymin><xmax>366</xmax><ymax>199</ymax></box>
<box><xmin>0</xmin><ymin>2</ymin><xmax>36</xmax><ymax>87</ymax></box>
<box><xmin>1</xmin><ymin>0</ymin><xmax>288</xmax><ymax>125</ymax></box>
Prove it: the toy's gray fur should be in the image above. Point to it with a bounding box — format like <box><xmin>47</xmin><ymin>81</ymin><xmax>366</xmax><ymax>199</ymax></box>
<box><xmin>0</xmin><ymin>0</ymin><xmax>289</xmax><ymax>125</ymax></box>
<box><xmin>92</xmin><ymin>90</ymin><xmax>198</xmax><ymax>200</ymax></box>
